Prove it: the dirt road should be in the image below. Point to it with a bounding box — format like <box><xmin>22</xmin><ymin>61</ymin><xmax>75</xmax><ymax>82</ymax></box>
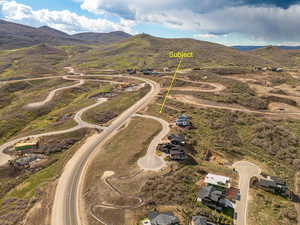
<box><xmin>24</xmin><ymin>76</ymin><xmax>123</xmax><ymax>109</ymax></box>
<box><xmin>0</xmin><ymin>74</ymin><xmax>128</xmax><ymax>166</ymax></box>
<box><xmin>135</xmin><ymin>114</ymin><xmax>169</xmax><ymax>171</ymax></box>
<box><xmin>233</xmin><ymin>161</ymin><xmax>261</xmax><ymax>225</ymax></box>
<box><xmin>171</xmin><ymin>94</ymin><xmax>300</xmax><ymax>118</ymax></box>
<box><xmin>164</xmin><ymin>76</ymin><xmax>226</xmax><ymax>92</ymax></box>
<box><xmin>25</xmin><ymin>77</ymin><xmax>85</xmax><ymax>108</ymax></box>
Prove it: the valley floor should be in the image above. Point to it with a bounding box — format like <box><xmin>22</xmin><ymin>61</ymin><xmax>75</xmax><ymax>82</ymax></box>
<box><xmin>0</xmin><ymin>67</ymin><xmax>300</xmax><ymax>225</ymax></box>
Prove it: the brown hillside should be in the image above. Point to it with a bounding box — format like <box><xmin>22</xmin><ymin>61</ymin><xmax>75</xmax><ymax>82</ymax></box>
<box><xmin>72</xmin><ymin>34</ymin><xmax>275</xmax><ymax>70</ymax></box>
<box><xmin>249</xmin><ymin>46</ymin><xmax>300</xmax><ymax>67</ymax></box>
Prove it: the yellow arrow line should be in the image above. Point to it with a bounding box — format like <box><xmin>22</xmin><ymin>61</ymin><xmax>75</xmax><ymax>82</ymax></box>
<box><xmin>160</xmin><ymin>56</ymin><xmax>184</xmax><ymax>113</ymax></box>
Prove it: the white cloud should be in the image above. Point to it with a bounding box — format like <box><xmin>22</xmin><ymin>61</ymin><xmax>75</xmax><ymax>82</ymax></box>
<box><xmin>0</xmin><ymin>0</ymin><xmax>135</xmax><ymax>34</ymax></box>
<box><xmin>79</xmin><ymin>0</ymin><xmax>300</xmax><ymax>42</ymax></box>
<box><xmin>194</xmin><ymin>34</ymin><xmax>219</xmax><ymax>39</ymax></box>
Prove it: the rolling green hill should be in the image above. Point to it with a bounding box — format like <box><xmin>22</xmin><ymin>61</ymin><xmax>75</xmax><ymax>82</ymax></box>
<box><xmin>71</xmin><ymin>34</ymin><xmax>276</xmax><ymax>70</ymax></box>
<box><xmin>0</xmin><ymin>44</ymin><xmax>68</xmax><ymax>80</ymax></box>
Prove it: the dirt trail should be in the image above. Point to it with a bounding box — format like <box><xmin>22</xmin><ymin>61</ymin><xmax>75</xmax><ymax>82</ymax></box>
<box><xmin>90</xmin><ymin>170</ymin><xmax>143</xmax><ymax>225</ymax></box>
<box><xmin>177</xmin><ymin>77</ymin><xmax>226</xmax><ymax>92</ymax></box>
<box><xmin>26</xmin><ymin>76</ymin><xmax>85</xmax><ymax>109</ymax></box>
<box><xmin>25</xmin><ymin>76</ymin><xmax>123</xmax><ymax>109</ymax></box>
<box><xmin>170</xmin><ymin>95</ymin><xmax>300</xmax><ymax>118</ymax></box>
<box><xmin>163</xmin><ymin>76</ymin><xmax>226</xmax><ymax>92</ymax></box>
<box><xmin>250</xmin><ymin>84</ymin><xmax>300</xmax><ymax>104</ymax></box>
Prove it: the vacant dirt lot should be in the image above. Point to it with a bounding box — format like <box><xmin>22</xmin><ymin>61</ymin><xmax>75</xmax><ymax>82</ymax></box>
<box><xmin>83</xmin><ymin>117</ymin><xmax>162</xmax><ymax>225</ymax></box>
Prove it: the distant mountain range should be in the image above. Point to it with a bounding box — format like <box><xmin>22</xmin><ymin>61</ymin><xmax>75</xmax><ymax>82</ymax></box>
<box><xmin>0</xmin><ymin>19</ymin><xmax>132</xmax><ymax>50</ymax></box>
<box><xmin>2</xmin><ymin>19</ymin><xmax>300</xmax><ymax>73</ymax></box>
<box><xmin>232</xmin><ymin>45</ymin><xmax>300</xmax><ymax>51</ymax></box>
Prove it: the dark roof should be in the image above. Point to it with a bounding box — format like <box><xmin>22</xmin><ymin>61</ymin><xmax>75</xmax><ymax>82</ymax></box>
<box><xmin>210</xmin><ymin>190</ymin><xmax>223</xmax><ymax>202</ymax></box>
<box><xmin>198</xmin><ymin>186</ymin><xmax>213</xmax><ymax>199</ymax></box>
<box><xmin>198</xmin><ymin>186</ymin><xmax>224</xmax><ymax>202</ymax></box>
<box><xmin>176</xmin><ymin>119</ymin><xmax>189</xmax><ymax>123</ymax></box>
<box><xmin>176</xmin><ymin>120</ymin><xmax>191</xmax><ymax>126</ymax></box>
<box><xmin>258</xmin><ymin>178</ymin><xmax>288</xmax><ymax>191</ymax></box>
<box><xmin>168</xmin><ymin>134</ymin><xmax>185</xmax><ymax>142</ymax></box>
<box><xmin>149</xmin><ymin>212</ymin><xmax>160</xmax><ymax>220</ymax></box>
<box><xmin>15</xmin><ymin>155</ymin><xmax>39</xmax><ymax>166</ymax></box>
<box><xmin>149</xmin><ymin>212</ymin><xmax>179</xmax><ymax>225</ymax></box>
<box><xmin>159</xmin><ymin>144</ymin><xmax>186</xmax><ymax>152</ymax></box>
<box><xmin>169</xmin><ymin>146</ymin><xmax>186</xmax><ymax>152</ymax></box>
<box><xmin>178</xmin><ymin>115</ymin><xmax>189</xmax><ymax>120</ymax></box>
<box><xmin>170</xmin><ymin>150</ymin><xmax>185</xmax><ymax>155</ymax></box>
<box><xmin>270</xmin><ymin>176</ymin><xmax>286</xmax><ymax>185</ymax></box>
<box><xmin>258</xmin><ymin>179</ymin><xmax>278</xmax><ymax>188</ymax></box>
<box><xmin>192</xmin><ymin>216</ymin><xmax>207</xmax><ymax>225</ymax></box>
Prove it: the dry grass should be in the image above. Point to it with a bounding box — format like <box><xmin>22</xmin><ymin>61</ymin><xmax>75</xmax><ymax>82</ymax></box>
<box><xmin>0</xmin><ymin>129</ymin><xmax>89</xmax><ymax>225</ymax></box>
<box><xmin>248</xmin><ymin>189</ymin><xmax>297</xmax><ymax>225</ymax></box>
<box><xmin>83</xmin><ymin>117</ymin><xmax>161</xmax><ymax>225</ymax></box>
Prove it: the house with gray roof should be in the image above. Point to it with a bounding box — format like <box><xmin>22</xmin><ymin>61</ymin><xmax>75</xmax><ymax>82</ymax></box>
<box><xmin>191</xmin><ymin>216</ymin><xmax>207</xmax><ymax>225</ymax></box>
<box><xmin>197</xmin><ymin>185</ymin><xmax>235</xmax><ymax>211</ymax></box>
<box><xmin>257</xmin><ymin>176</ymin><xmax>289</xmax><ymax>197</ymax></box>
<box><xmin>148</xmin><ymin>212</ymin><xmax>180</xmax><ymax>225</ymax></box>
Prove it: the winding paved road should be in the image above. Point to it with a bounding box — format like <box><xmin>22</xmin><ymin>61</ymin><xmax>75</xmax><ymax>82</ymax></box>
<box><xmin>233</xmin><ymin>161</ymin><xmax>261</xmax><ymax>225</ymax></box>
<box><xmin>51</xmin><ymin>75</ymin><xmax>160</xmax><ymax>225</ymax></box>
<box><xmin>0</xmin><ymin>72</ymin><xmax>163</xmax><ymax>224</ymax></box>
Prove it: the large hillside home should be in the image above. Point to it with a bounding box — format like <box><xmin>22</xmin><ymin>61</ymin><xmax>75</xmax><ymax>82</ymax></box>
<box><xmin>197</xmin><ymin>186</ymin><xmax>235</xmax><ymax>211</ymax></box>
<box><xmin>257</xmin><ymin>176</ymin><xmax>289</xmax><ymax>197</ymax></box>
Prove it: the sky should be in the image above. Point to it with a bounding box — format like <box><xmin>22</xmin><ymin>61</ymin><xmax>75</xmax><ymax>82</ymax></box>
<box><xmin>1</xmin><ymin>0</ymin><xmax>300</xmax><ymax>46</ymax></box>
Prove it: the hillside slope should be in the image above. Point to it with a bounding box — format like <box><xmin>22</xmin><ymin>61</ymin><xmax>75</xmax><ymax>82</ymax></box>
<box><xmin>0</xmin><ymin>20</ymin><xmax>84</xmax><ymax>50</ymax></box>
<box><xmin>249</xmin><ymin>46</ymin><xmax>300</xmax><ymax>67</ymax></box>
<box><xmin>0</xmin><ymin>20</ymin><xmax>131</xmax><ymax>50</ymax></box>
<box><xmin>72</xmin><ymin>31</ymin><xmax>131</xmax><ymax>44</ymax></box>
<box><xmin>0</xmin><ymin>44</ymin><xmax>68</xmax><ymax>80</ymax></box>
<box><xmin>37</xmin><ymin>26</ymin><xmax>72</xmax><ymax>39</ymax></box>
<box><xmin>72</xmin><ymin>34</ymin><xmax>275</xmax><ymax>70</ymax></box>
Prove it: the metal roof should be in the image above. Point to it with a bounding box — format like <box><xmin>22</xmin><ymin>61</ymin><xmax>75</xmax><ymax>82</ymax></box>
<box><xmin>204</xmin><ymin>174</ymin><xmax>230</xmax><ymax>186</ymax></box>
<box><xmin>149</xmin><ymin>212</ymin><xmax>179</xmax><ymax>225</ymax></box>
<box><xmin>192</xmin><ymin>216</ymin><xmax>207</xmax><ymax>225</ymax></box>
